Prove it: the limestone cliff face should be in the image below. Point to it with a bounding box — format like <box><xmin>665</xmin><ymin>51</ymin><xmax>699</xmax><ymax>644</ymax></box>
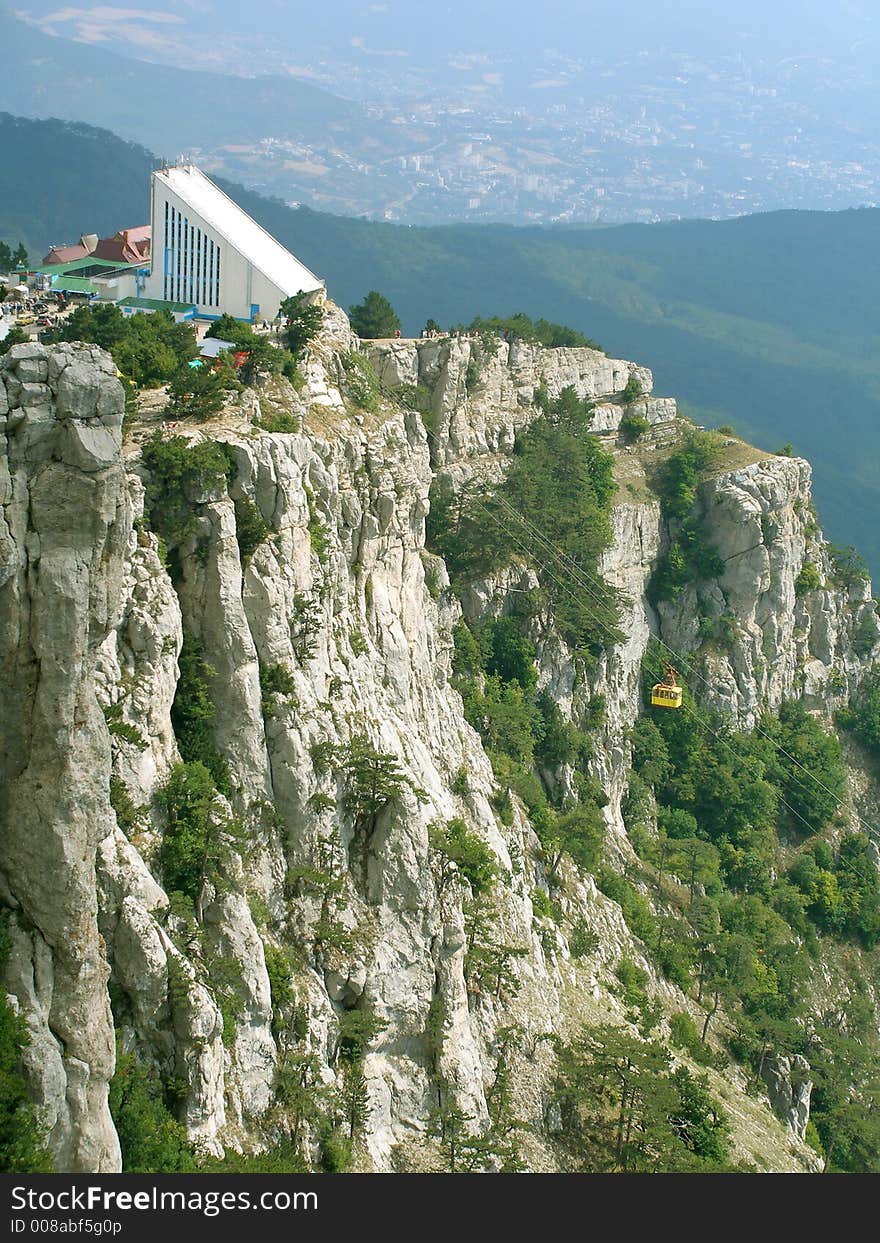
<box><xmin>1</xmin><ymin>316</ymin><xmax>874</xmax><ymax>1173</ymax></box>
<box><xmin>657</xmin><ymin>458</ymin><xmax>878</xmax><ymax>723</ymax></box>
<box><xmin>0</xmin><ymin>342</ymin><xmax>126</xmax><ymax>1172</ymax></box>
<box><xmin>366</xmin><ymin>335</ymin><xmax>672</xmax><ymax>483</ymax></box>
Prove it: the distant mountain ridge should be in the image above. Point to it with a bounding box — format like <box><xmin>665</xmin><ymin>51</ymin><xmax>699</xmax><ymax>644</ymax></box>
<box><xmin>1</xmin><ymin>110</ymin><xmax>877</xmax><ymax>571</ymax></box>
<box><xmin>0</xmin><ymin>9</ymin><xmax>359</xmax><ymax>155</ymax></box>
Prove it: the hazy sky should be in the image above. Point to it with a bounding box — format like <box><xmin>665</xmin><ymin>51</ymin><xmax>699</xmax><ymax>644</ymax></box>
<box><xmin>17</xmin><ymin>0</ymin><xmax>880</xmax><ymax>69</ymax></box>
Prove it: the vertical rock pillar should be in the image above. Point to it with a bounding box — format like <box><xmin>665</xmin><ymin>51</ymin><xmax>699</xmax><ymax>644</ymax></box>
<box><xmin>0</xmin><ymin>343</ymin><xmax>128</xmax><ymax>1171</ymax></box>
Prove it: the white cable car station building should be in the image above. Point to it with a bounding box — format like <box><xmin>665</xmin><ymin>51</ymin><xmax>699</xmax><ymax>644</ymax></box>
<box><xmin>143</xmin><ymin>164</ymin><xmax>324</xmax><ymax>323</ymax></box>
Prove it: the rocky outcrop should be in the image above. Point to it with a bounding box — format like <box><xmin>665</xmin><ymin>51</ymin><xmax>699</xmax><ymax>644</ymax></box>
<box><xmin>0</xmin><ymin>341</ymin><xmax>127</xmax><ymax>1172</ymax></box>
<box><xmin>656</xmin><ymin>455</ymin><xmax>879</xmax><ymax>725</ymax></box>
<box><xmin>762</xmin><ymin>1054</ymin><xmax>813</xmax><ymax>1141</ymax></box>
<box><xmin>366</xmin><ymin>335</ymin><xmax>672</xmax><ymax>483</ymax></box>
<box><xmin>3</xmin><ymin>317</ymin><xmax>866</xmax><ymax>1175</ymax></box>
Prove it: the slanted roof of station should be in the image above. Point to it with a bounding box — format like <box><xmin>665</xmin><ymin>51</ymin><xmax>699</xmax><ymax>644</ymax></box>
<box><xmin>154</xmin><ymin>165</ymin><xmax>324</xmax><ymax>298</ymax></box>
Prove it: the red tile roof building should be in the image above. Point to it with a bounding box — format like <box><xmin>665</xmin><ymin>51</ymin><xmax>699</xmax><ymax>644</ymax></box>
<box><xmin>42</xmin><ymin>234</ymin><xmax>98</xmax><ymax>266</ymax></box>
<box><xmin>93</xmin><ymin>227</ymin><xmax>151</xmax><ymax>265</ymax></box>
<box><xmin>42</xmin><ymin>227</ymin><xmax>151</xmax><ymax>268</ymax></box>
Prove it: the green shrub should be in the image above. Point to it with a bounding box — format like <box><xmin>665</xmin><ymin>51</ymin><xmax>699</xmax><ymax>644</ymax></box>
<box><xmin>461</xmin><ymin>313</ymin><xmax>601</xmax><ymax>351</ymax></box>
<box><xmin>109</xmin><ymin>777</ymin><xmax>140</xmax><ymax>835</ymax></box>
<box><xmin>852</xmin><ymin>609</ymin><xmax>879</xmax><ymax>658</ymax></box>
<box><xmin>260</xmin><ymin>663</ymin><xmax>296</xmax><ymax>717</ymax></box>
<box><xmin>648</xmin><ymin>432</ymin><xmax>728</xmax><ymax>603</ymax></box>
<box><xmin>615</xmin><ymin>957</ymin><xmax>649</xmax><ymax>1009</ymax></box>
<box><xmin>109</xmin><ymin>1047</ymin><xmax>193</xmax><ymax>1172</ymax></box>
<box><xmin>697</xmin><ymin>613</ymin><xmax>737</xmax><ymax>648</ymax></box>
<box><xmin>141</xmin><ymin>433</ymin><xmax>234</xmax><ymax>551</ymax></box>
<box><xmin>669</xmin><ymin>1011</ymin><xmax>715</xmax><ymax>1065</ymax></box>
<box><xmin>568</xmin><ymin>919</ymin><xmax>600</xmax><ymax>959</ymax></box>
<box><xmin>429</xmin><ymin>818</ymin><xmax>497</xmax><ymax>896</ymax></box>
<box><xmin>200</xmin><ymin>1142</ymin><xmax>308</xmax><ymax>1173</ymax></box>
<box><xmin>257</xmin><ymin>409</ymin><xmax>300</xmax><ymax>433</ymax></box>
<box><xmin>320</xmin><ymin>1130</ymin><xmax>352</xmax><ymax>1173</ymax></box>
<box><xmin>102</xmin><ymin>702</ymin><xmax>148</xmax><ymax>751</ymax></box>
<box><xmin>170</xmin><ymin>634</ymin><xmax>232</xmax><ymax>796</ymax></box>
<box><xmin>531</xmin><ymin>888</ymin><xmax>562</xmax><ymax>923</ymax></box>
<box><xmin>393</xmin><ymin>382</ymin><xmax>434</xmax><ymax>428</ymax></box>
<box><xmin>619</xmin><ymin>412</ymin><xmax>650</xmax><ymax>442</ymax></box>
<box><xmin>156</xmin><ymin>762</ymin><xmax>240</xmax><ymax>905</ymax></box>
<box><xmin>307</xmin><ymin>494</ymin><xmax>330</xmax><ymax>563</ymax></box>
<box><xmin>804</xmin><ymin>1120</ymin><xmax>825</xmax><ymax>1158</ymax></box>
<box><xmin>534</xmin><ymin>691</ymin><xmax>585</xmax><ymax>772</ymax></box>
<box><xmin>340</xmin><ymin>351</ymin><xmax>381</xmax><ymax>412</ymax></box>
<box><xmin>597</xmin><ymin>869</ymin><xmax>656</xmax><ymax>945</ymax></box>
<box><xmin>838</xmin><ymin>673</ymin><xmax>880</xmax><ymax>760</ymax></box>
<box><xmin>0</xmin><ymin>917</ymin><xmax>53</xmax><ymax>1172</ymax></box>
<box><xmin>263</xmin><ymin>944</ymin><xmax>293</xmax><ymax>1039</ymax></box>
<box><xmin>337</xmin><ymin>1007</ymin><xmax>385</xmax><ymax>1067</ymax></box>
<box><xmin>621</xmin><ymin>374</ymin><xmax>644</xmax><ymax>402</ymax></box>
<box><xmin>451</xmin><ymin>767</ymin><xmax>469</xmax><ymax>796</ymax></box>
<box><xmin>233</xmin><ymin>496</ymin><xmax>270</xmax><ymax>563</ymax></box>
<box><xmin>206</xmin><ymin>955</ymin><xmax>245</xmax><ymax>1044</ymax></box>
<box><xmin>795</xmin><ymin>561</ymin><xmax>821</xmax><ymax>595</ymax></box>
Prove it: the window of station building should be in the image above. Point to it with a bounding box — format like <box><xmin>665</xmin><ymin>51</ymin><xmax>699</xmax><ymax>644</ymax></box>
<box><xmin>165</xmin><ymin>203</ymin><xmax>176</xmax><ymax>301</ymax></box>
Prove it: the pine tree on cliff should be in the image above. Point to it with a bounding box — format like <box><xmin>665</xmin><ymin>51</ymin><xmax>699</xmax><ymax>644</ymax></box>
<box><xmin>348</xmin><ymin>291</ymin><xmax>401</xmax><ymax>339</ymax></box>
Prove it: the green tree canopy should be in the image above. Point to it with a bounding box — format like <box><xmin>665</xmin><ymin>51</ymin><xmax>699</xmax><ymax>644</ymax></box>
<box><xmin>166</xmin><ymin>361</ymin><xmax>234</xmax><ymax>421</ymax></box>
<box><xmin>553</xmin><ymin>1023</ymin><xmax>733</xmax><ymax>1172</ymax></box>
<box><xmin>279</xmin><ymin>291</ymin><xmax>324</xmax><ymax>359</ymax></box>
<box><xmin>60</xmin><ymin>304</ymin><xmax>196</xmax><ymax>387</ymax></box>
<box><xmin>0</xmin><ymin>326</ymin><xmax>29</xmax><ymax>357</ymax></box>
<box><xmin>108</xmin><ymin>1049</ymin><xmax>193</xmax><ymax>1172</ymax></box>
<box><xmin>349</xmin><ymin>290</ymin><xmax>401</xmax><ymax>340</ymax></box>
<box><xmin>427</xmin><ymin>396</ymin><xmax>621</xmax><ymax>653</ymax></box>
<box><xmin>429</xmin><ymin>817</ymin><xmax>498</xmax><ymax>897</ymax></box>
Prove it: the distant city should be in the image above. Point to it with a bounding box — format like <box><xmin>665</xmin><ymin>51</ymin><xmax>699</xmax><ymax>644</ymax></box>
<box><xmin>131</xmin><ymin>48</ymin><xmax>880</xmax><ymax>225</ymax></box>
<box><xmin>10</xmin><ymin>4</ymin><xmax>880</xmax><ymax>226</ymax></box>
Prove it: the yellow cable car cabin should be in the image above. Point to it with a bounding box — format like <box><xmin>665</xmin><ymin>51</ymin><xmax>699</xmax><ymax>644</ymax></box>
<box><xmin>651</xmin><ymin>664</ymin><xmax>683</xmax><ymax>710</ymax></box>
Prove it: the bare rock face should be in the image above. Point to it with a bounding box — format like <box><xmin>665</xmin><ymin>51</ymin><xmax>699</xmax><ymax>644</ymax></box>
<box><xmin>656</xmin><ymin>456</ymin><xmax>879</xmax><ymax>724</ymax></box>
<box><xmin>762</xmin><ymin>1054</ymin><xmax>813</xmax><ymax>1141</ymax></box>
<box><xmin>0</xmin><ymin>342</ymin><xmax>127</xmax><ymax>1171</ymax></box>
<box><xmin>4</xmin><ymin>318</ymin><xmax>865</xmax><ymax>1174</ymax></box>
<box><xmin>366</xmin><ymin>334</ymin><xmax>670</xmax><ymax>480</ymax></box>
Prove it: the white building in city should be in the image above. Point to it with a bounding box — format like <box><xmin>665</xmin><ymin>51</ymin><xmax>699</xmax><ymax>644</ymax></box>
<box><xmin>143</xmin><ymin>164</ymin><xmax>324</xmax><ymax>322</ymax></box>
